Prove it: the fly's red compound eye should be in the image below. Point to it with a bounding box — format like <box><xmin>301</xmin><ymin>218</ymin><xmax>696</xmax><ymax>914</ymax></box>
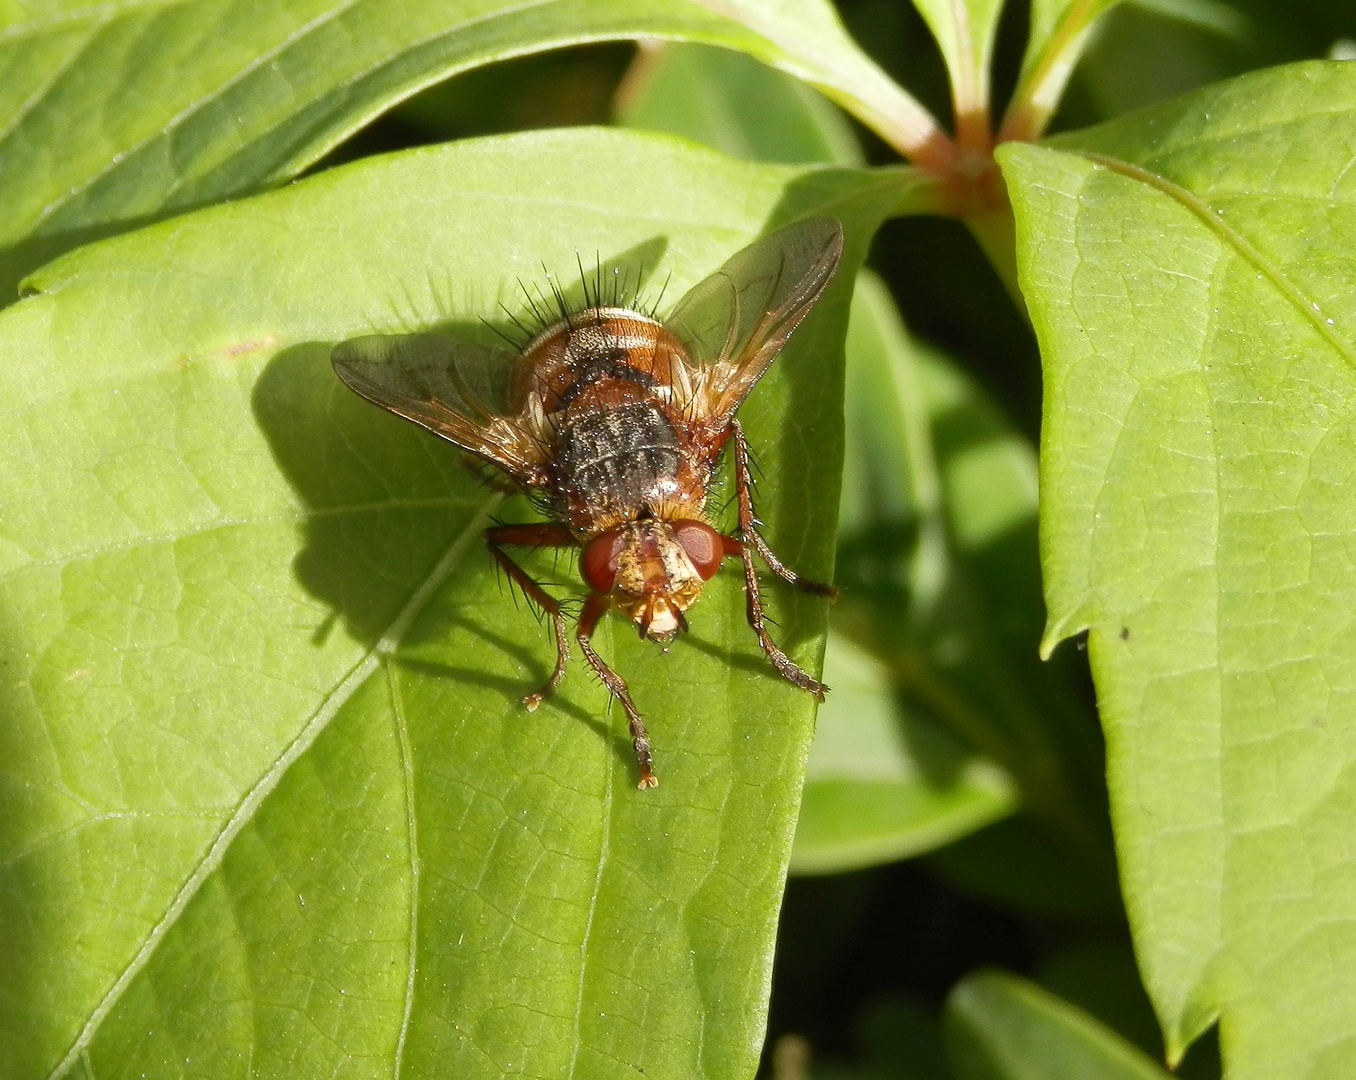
<box><xmin>581</xmin><ymin>529</ymin><xmax>624</xmax><ymax>592</ymax></box>
<box><xmin>673</xmin><ymin>520</ymin><xmax>724</xmax><ymax>580</ymax></box>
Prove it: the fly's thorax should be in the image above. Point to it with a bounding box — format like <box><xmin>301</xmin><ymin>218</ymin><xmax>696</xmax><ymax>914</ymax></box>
<box><xmin>552</xmin><ymin>397</ymin><xmax>681</xmax><ymax>525</ymax></box>
<box><xmin>580</xmin><ymin>518</ymin><xmax>725</xmax><ymax>642</ymax></box>
<box><xmin>513</xmin><ymin>307</ymin><xmax>694</xmax><ymax>411</ymax></box>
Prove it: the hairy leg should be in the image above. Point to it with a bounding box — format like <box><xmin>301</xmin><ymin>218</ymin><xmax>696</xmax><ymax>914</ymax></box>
<box><xmin>726</xmin><ymin>419</ymin><xmax>830</xmax><ymax>697</ymax></box>
<box><xmin>485</xmin><ymin>523</ymin><xmax>576</xmax><ymax>709</ymax></box>
<box><xmin>577</xmin><ymin>591</ymin><xmax>658</xmax><ymax>789</ymax></box>
<box><xmin>729</xmin><ymin>418</ymin><xmax>838</xmax><ymax>597</ymax></box>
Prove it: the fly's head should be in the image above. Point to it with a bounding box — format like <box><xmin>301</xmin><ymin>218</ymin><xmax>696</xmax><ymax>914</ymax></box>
<box><xmin>581</xmin><ymin>518</ymin><xmax>726</xmax><ymax>642</ymax></box>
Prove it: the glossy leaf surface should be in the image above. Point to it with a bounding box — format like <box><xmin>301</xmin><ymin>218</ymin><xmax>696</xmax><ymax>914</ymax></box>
<box><xmin>0</xmin><ymin>126</ymin><xmax>905</xmax><ymax>1079</ymax></box>
<box><xmin>0</xmin><ymin>0</ymin><xmax>929</xmax><ymax>301</ymax></box>
<box><xmin>1002</xmin><ymin>61</ymin><xmax>1356</xmax><ymax>1078</ymax></box>
<box><xmin>910</xmin><ymin>0</ymin><xmax>1005</xmax><ymax>118</ymax></box>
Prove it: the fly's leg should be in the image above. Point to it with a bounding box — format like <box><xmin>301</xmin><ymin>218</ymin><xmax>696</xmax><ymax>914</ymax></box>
<box><xmin>723</xmin><ymin>535</ymin><xmax>827</xmax><ymax>700</ymax></box>
<box><xmin>486</xmin><ymin>523</ymin><xmax>576</xmax><ymax>710</ymax></box>
<box><xmin>577</xmin><ymin>591</ymin><xmax>658</xmax><ymax>789</ymax></box>
<box><xmin>726</xmin><ymin>418</ymin><xmax>830</xmax><ymax>698</ymax></box>
<box><xmin>729</xmin><ymin>418</ymin><xmax>838</xmax><ymax>598</ymax></box>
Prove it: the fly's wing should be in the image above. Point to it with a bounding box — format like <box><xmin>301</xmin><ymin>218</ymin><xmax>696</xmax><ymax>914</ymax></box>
<box><xmin>665</xmin><ymin>217</ymin><xmax>844</xmax><ymax>419</ymax></box>
<box><xmin>331</xmin><ymin>332</ymin><xmax>547</xmax><ymax>483</ymax></box>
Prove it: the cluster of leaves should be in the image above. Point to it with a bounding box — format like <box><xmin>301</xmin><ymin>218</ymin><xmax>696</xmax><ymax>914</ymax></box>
<box><xmin>0</xmin><ymin>1</ymin><xmax>1353</xmax><ymax>1079</ymax></box>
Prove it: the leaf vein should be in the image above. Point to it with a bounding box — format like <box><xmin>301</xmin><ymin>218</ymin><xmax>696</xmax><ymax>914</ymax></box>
<box><xmin>565</xmin><ymin>720</ymin><xmax>612</xmax><ymax>1078</ymax></box>
<box><xmin>0</xmin><ymin>16</ymin><xmax>105</xmax><ymax>149</ymax></box>
<box><xmin>29</xmin><ymin>0</ymin><xmax>367</xmax><ymax>233</ymax></box>
<box><xmin>0</xmin><ymin>496</ymin><xmax>483</xmax><ymax>585</ymax></box>
<box><xmin>388</xmin><ymin>658</ymin><xmax>419</xmax><ymax>1080</ymax></box>
<box><xmin>1078</xmin><ymin>151</ymin><xmax>1356</xmax><ymax>368</ymax></box>
<box><xmin>43</xmin><ymin>492</ymin><xmax>499</xmax><ymax>1080</ymax></box>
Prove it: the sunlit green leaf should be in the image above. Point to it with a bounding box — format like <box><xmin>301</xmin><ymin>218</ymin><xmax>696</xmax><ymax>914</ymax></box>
<box><xmin>909</xmin><ymin>0</ymin><xmax>1005</xmax><ymax>119</ymax></box>
<box><xmin>1069</xmin><ymin>3</ymin><xmax>1249</xmax><ymax>122</ymax></box>
<box><xmin>946</xmin><ymin>971</ymin><xmax>1174</xmax><ymax>1080</ymax></box>
<box><xmin>1006</xmin><ymin>0</ymin><xmax>1120</xmax><ymax>140</ymax></box>
<box><xmin>0</xmin><ymin>127</ymin><xmax>907</xmax><ymax>1080</ymax></box>
<box><xmin>617</xmin><ymin>41</ymin><xmax>863</xmax><ymax>167</ymax></box>
<box><xmin>0</xmin><ymin>0</ymin><xmax>932</xmax><ymax>301</ymax></box>
<box><xmin>1011</xmin><ymin>0</ymin><xmax>1254</xmax><ymax>139</ymax></box>
<box><xmin>1001</xmin><ymin>60</ymin><xmax>1356</xmax><ymax>1077</ymax></box>
<box><xmin>616</xmin><ymin>40</ymin><xmax>941</xmax><ymax>215</ymax></box>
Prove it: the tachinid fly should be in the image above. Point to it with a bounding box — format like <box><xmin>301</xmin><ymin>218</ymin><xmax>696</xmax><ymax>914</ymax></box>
<box><xmin>332</xmin><ymin>217</ymin><xmax>844</xmax><ymax>788</ymax></box>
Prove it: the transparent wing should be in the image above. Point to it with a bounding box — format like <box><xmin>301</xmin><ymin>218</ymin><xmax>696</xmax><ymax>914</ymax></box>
<box><xmin>331</xmin><ymin>332</ymin><xmax>546</xmax><ymax>480</ymax></box>
<box><xmin>666</xmin><ymin>217</ymin><xmax>844</xmax><ymax>418</ymax></box>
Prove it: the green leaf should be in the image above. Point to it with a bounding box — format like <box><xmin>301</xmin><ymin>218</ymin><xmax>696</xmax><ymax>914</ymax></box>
<box><xmin>1009</xmin><ymin>0</ymin><xmax>1250</xmax><ymax>139</ymax></box>
<box><xmin>0</xmin><ymin>0</ymin><xmax>934</xmax><ymax>301</ymax></box>
<box><xmin>617</xmin><ymin>41</ymin><xmax>942</xmax><ymax>215</ymax></box>
<box><xmin>909</xmin><ymin>0</ymin><xmax>1006</xmax><ymax>122</ymax></box>
<box><xmin>1038</xmin><ymin>940</ymin><xmax>1169</xmax><ymax>1060</ymax></box>
<box><xmin>789</xmin><ymin>631</ymin><xmax>1016</xmax><ymax>875</ymax></box>
<box><xmin>1068</xmin><ymin>2</ymin><xmax>1253</xmax><ymax>124</ymax></box>
<box><xmin>0</xmin><ymin>127</ymin><xmax>906</xmax><ymax>1079</ymax></box>
<box><xmin>1127</xmin><ymin>0</ymin><xmax>1251</xmax><ymax>42</ymax></box>
<box><xmin>814</xmin><ymin>996</ymin><xmax>950</xmax><ymax>1080</ymax></box>
<box><xmin>927</xmin><ymin>815</ymin><xmax>1126</xmax><ymax>922</ymax></box>
<box><xmin>617</xmin><ymin>41</ymin><xmax>864</xmax><ymax>167</ymax></box>
<box><xmin>790</xmin><ymin>272</ymin><xmax>1023</xmax><ymax>875</ymax></box>
<box><xmin>1000</xmin><ymin>61</ymin><xmax>1356</xmax><ymax>1077</ymax></box>
<box><xmin>946</xmin><ymin>971</ymin><xmax>1174</xmax><ymax>1080</ymax></box>
<box><xmin>836</xmin><ymin>276</ymin><xmax>1111</xmax><ymax>876</ymax></box>
<box><xmin>1005</xmin><ymin>0</ymin><xmax>1120</xmax><ymax>140</ymax></box>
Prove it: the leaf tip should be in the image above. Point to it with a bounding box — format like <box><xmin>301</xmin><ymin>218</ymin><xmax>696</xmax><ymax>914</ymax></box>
<box><xmin>1039</xmin><ymin>612</ymin><xmax>1088</xmax><ymax>660</ymax></box>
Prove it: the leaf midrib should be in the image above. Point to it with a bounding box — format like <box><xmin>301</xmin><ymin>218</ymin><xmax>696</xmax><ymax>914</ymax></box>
<box><xmin>44</xmin><ymin>491</ymin><xmax>501</xmax><ymax>1080</ymax></box>
<box><xmin>19</xmin><ymin>0</ymin><xmax>367</xmax><ymax>235</ymax></box>
<box><xmin>13</xmin><ymin>0</ymin><xmax>572</xmax><ymax>237</ymax></box>
<box><xmin>1078</xmin><ymin>150</ymin><xmax>1356</xmax><ymax>367</ymax></box>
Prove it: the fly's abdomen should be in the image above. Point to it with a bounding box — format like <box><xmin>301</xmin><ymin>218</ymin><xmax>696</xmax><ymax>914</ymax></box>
<box><xmin>558</xmin><ymin>402</ymin><xmax>682</xmax><ymax>518</ymax></box>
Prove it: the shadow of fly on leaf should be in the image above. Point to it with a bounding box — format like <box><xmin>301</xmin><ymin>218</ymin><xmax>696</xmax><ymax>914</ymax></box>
<box><xmin>331</xmin><ymin>218</ymin><xmax>844</xmax><ymax>788</ymax></box>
